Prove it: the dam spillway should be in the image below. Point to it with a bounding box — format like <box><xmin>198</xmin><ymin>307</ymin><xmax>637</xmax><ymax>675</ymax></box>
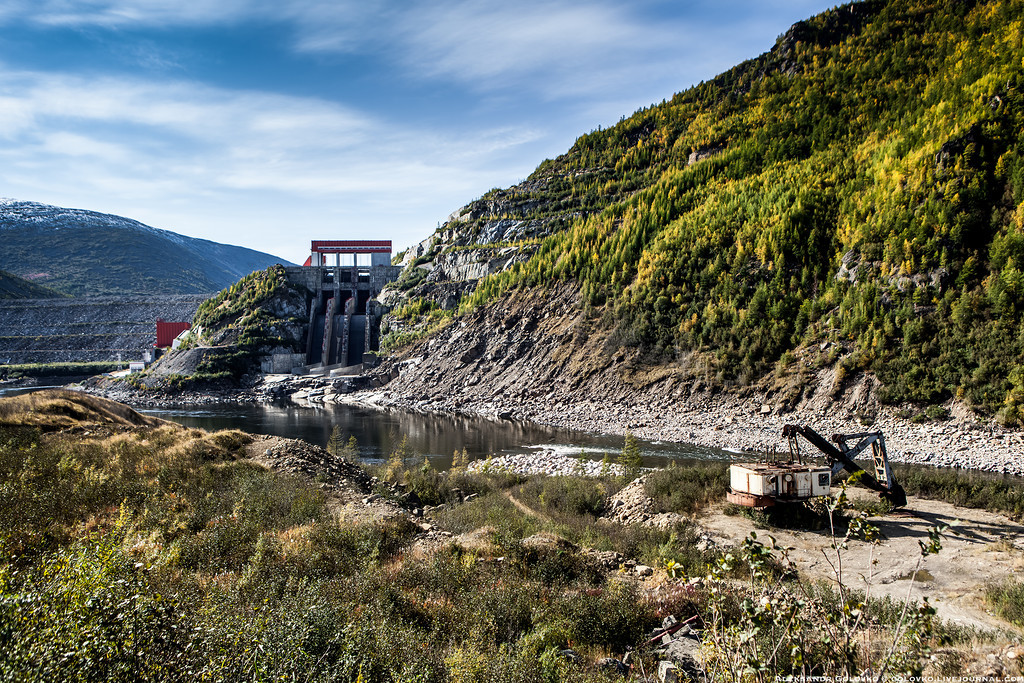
<box><xmin>285</xmin><ymin>240</ymin><xmax>401</xmax><ymax>371</ymax></box>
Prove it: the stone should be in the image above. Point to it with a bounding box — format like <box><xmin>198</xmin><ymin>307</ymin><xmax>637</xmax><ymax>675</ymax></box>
<box><xmin>657</xmin><ymin>660</ymin><xmax>679</xmax><ymax>683</ymax></box>
<box><xmin>597</xmin><ymin>658</ymin><xmax>627</xmax><ymax>675</ymax></box>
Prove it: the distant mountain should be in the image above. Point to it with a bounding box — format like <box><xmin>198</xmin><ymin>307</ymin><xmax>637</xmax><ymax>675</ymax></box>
<box><xmin>0</xmin><ymin>269</ymin><xmax>64</xmax><ymax>300</ymax></box>
<box><xmin>0</xmin><ymin>199</ymin><xmax>293</xmax><ymax>296</ymax></box>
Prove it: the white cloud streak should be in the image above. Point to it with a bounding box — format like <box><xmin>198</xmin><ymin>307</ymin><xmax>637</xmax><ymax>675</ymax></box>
<box><xmin>9</xmin><ymin>0</ymin><xmax>817</xmax><ymax>101</ymax></box>
<box><xmin>0</xmin><ymin>67</ymin><xmax>542</xmax><ymax>257</ymax></box>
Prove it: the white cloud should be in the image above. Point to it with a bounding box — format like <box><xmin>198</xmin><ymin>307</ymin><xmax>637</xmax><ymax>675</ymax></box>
<box><xmin>9</xmin><ymin>1</ymin><xmax>838</xmax><ymax>104</ymax></box>
<box><xmin>26</xmin><ymin>0</ymin><xmax>260</xmax><ymax>27</ymax></box>
<box><xmin>0</xmin><ymin>66</ymin><xmax>543</xmax><ymax>258</ymax></box>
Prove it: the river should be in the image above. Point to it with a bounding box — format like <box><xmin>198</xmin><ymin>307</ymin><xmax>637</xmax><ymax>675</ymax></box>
<box><xmin>137</xmin><ymin>401</ymin><xmax>731</xmax><ymax>469</ymax></box>
<box><xmin>0</xmin><ymin>382</ymin><xmax>731</xmax><ymax>469</ymax></box>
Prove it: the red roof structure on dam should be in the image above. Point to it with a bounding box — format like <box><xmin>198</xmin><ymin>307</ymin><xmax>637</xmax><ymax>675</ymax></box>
<box><xmin>310</xmin><ymin>240</ymin><xmax>392</xmax><ymax>253</ymax></box>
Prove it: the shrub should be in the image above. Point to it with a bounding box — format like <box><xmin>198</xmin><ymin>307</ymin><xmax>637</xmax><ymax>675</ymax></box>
<box><xmin>644</xmin><ymin>462</ymin><xmax>730</xmax><ymax>514</ymax></box>
<box><xmin>985</xmin><ymin>579</ymin><xmax>1024</xmax><ymax>627</ymax></box>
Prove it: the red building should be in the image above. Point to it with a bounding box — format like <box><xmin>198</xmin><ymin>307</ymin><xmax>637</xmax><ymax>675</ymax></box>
<box><xmin>156</xmin><ymin>320</ymin><xmax>192</xmax><ymax>348</ymax></box>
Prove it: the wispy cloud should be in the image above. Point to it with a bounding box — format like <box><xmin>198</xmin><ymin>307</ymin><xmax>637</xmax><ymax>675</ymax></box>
<box><xmin>10</xmin><ymin>1</ymin><xmax>834</xmax><ymax>105</ymax></box>
<box><xmin>24</xmin><ymin>0</ymin><xmax>260</xmax><ymax>28</ymax></box>
<box><xmin>0</xmin><ymin>65</ymin><xmax>543</xmax><ymax>243</ymax></box>
<box><xmin>10</xmin><ymin>0</ymin><xmax>728</xmax><ymax>100</ymax></box>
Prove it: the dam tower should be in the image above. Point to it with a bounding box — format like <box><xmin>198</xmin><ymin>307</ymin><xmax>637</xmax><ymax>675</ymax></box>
<box><xmin>285</xmin><ymin>240</ymin><xmax>402</xmax><ymax>370</ymax></box>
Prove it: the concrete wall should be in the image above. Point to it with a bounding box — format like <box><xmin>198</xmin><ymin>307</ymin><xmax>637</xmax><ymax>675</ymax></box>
<box><xmin>260</xmin><ymin>353</ymin><xmax>308</xmax><ymax>374</ymax></box>
<box><xmin>284</xmin><ymin>266</ymin><xmax>403</xmax><ymax>294</ymax></box>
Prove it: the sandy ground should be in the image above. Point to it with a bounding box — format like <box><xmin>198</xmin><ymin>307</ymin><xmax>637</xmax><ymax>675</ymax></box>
<box><xmin>699</xmin><ymin>491</ymin><xmax>1024</xmax><ymax>633</ymax></box>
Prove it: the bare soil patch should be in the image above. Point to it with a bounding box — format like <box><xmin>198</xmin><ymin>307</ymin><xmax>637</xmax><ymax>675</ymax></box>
<box><xmin>699</xmin><ymin>491</ymin><xmax>1024</xmax><ymax>632</ymax></box>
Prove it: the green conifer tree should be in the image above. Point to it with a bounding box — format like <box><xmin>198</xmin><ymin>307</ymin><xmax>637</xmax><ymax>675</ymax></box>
<box><xmin>618</xmin><ymin>431</ymin><xmax>643</xmax><ymax>482</ymax></box>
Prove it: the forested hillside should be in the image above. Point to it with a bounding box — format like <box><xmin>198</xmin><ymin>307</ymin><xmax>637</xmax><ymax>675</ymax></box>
<box><xmin>392</xmin><ymin>0</ymin><xmax>1024</xmax><ymax>425</ymax></box>
<box><xmin>0</xmin><ymin>269</ymin><xmax>63</xmax><ymax>299</ymax></box>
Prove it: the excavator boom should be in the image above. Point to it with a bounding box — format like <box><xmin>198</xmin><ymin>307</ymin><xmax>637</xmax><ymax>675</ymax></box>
<box><xmin>782</xmin><ymin>424</ymin><xmax>907</xmax><ymax>508</ymax></box>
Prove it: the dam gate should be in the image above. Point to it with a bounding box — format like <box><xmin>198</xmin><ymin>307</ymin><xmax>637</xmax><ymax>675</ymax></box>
<box><xmin>284</xmin><ymin>240</ymin><xmax>402</xmax><ymax>371</ymax></box>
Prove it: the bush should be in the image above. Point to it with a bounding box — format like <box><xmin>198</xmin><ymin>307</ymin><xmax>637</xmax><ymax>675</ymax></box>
<box><xmin>517</xmin><ymin>476</ymin><xmax>609</xmax><ymax>518</ymax></box>
<box><xmin>644</xmin><ymin>462</ymin><xmax>730</xmax><ymax>514</ymax></box>
<box><xmin>986</xmin><ymin>579</ymin><xmax>1024</xmax><ymax>627</ymax></box>
<box><xmin>894</xmin><ymin>465</ymin><xmax>1024</xmax><ymax>519</ymax></box>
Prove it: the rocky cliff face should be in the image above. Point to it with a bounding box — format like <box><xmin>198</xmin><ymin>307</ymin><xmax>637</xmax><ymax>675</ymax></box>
<box><xmin>384</xmin><ymin>167</ymin><xmax>591</xmax><ymax>314</ymax></box>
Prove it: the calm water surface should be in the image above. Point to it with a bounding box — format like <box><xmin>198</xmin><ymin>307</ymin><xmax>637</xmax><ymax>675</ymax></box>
<box><xmin>136</xmin><ymin>401</ymin><xmax>731</xmax><ymax>469</ymax></box>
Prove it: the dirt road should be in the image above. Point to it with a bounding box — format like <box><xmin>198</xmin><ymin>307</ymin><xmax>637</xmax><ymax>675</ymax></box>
<box><xmin>700</xmin><ymin>492</ymin><xmax>1024</xmax><ymax>632</ymax></box>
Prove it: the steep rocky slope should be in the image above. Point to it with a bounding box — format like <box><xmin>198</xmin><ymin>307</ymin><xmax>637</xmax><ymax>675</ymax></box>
<box><xmin>357</xmin><ymin>285</ymin><xmax>1024</xmax><ymax>474</ymax></box>
<box><xmin>0</xmin><ymin>296</ymin><xmax>206</xmax><ymax>364</ymax></box>
<box><xmin>380</xmin><ymin>0</ymin><xmax>1024</xmax><ymax>426</ymax></box>
<box><xmin>0</xmin><ymin>199</ymin><xmax>292</xmax><ymax>296</ymax></box>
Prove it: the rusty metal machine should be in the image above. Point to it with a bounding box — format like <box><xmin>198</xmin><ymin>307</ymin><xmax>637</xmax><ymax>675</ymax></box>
<box><xmin>727</xmin><ymin>424</ymin><xmax>907</xmax><ymax>508</ymax></box>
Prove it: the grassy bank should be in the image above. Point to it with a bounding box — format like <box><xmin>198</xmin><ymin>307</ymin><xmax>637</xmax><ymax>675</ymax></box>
<box><xmin>0</xmin><ymin>391</ymin><xmax>995</xmax><ymax>681</ymax></box>
<box><xmin>893</xmin><ymin>464</ymin><xmax>1024</xmax><ymax>520</ymax></box>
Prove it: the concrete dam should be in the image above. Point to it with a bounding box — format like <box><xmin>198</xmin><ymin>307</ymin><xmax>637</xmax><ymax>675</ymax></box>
<box><xmin>278</xmin><ymin>240</ymin><xmax>402</xmax><ymax>373</ymax></box>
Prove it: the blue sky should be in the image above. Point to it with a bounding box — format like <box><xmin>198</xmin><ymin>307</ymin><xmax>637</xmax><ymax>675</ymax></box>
<box><xmin>0</xmin><ymin>0</ymin><xmax>837</xmax><ymax>265</ymax></box>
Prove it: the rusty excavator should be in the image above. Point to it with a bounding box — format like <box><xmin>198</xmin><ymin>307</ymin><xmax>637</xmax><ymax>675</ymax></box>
<box><xmin>727</xmin><ymin>424</ymin><xmax>908</xmax><ymax>509</ymax></box>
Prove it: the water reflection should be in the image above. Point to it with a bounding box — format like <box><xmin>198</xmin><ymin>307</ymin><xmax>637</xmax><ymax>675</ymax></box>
<box><xmin>138</xmin><ymin>401</ymin><xmax>730</xmax><ymax>469</ymax></box>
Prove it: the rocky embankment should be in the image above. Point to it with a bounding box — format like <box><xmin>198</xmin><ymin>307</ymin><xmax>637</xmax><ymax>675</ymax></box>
<box><xmin>0</xmin><ymin>296</ymin><xmax>206</xmax><ymax>364</ymax></box>
<box><xmin>466</xmin><ymin>450</ymin><xmax>625</xmax><ymax>477</ymax></box>
<box><xmin>335</xmin><ymin>284</ymin><xmax>1024</xmax><ymax>476</ymax></box>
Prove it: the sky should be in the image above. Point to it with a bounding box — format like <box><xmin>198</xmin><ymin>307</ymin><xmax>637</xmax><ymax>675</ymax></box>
<box><xmin>0</xmin><ymin>0</ymin><xmax>838</xmax><ymax>265</ymax></box>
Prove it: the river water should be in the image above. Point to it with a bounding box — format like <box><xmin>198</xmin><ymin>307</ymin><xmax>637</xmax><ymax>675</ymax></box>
<box><xmin>136</xmin><ymin>401</ymin><xmax>731</xmax><ymax>469</ymax></box>
<box><xmin>0</xmin><ymin>382</ymin><xmax>730</xmax><ymax>469</ymax></box>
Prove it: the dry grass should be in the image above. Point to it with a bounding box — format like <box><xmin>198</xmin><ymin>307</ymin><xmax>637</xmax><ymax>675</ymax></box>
<box><xmin>0</xmin><ymin>389</ymin><xmax>162</xmax><ymax>430</ymax></box>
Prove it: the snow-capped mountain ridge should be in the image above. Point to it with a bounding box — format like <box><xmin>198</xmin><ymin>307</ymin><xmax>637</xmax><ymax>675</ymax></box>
<box><xmin>0</xmin><ymin>198</ymin><xmax>292</xmax><ymax>296</ymax></box>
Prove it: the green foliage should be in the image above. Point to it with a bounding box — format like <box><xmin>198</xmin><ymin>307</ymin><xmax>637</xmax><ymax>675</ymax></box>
<box><xmin>0</xmin><ymin>409</ymin><xmax>658</xmax><ymax>682</ymax></box>
<box><xmin>519</xmin><ymin>476</ymin><xmax>609</xmax><ymax>518</ymax></box>
<box><xmin>618</xmin><ymin>431</ymin><xmax>643</xmax><ymax>481</ymax></box>
<box><xmin>193</xmin><ymin>264</ymin><xmax>290</xmax><ymax>331</ymax></box>
<box><xmin>644</xmin><ymin>461</ymin><xmax>730</xmax><ymax>513</ymax></box>
<box><xmin>1</xmin><ymin>390</ymin><xmax>982</xmax><ymax>680</ymax></box>
<box><xmin>328</xmin><ymin>427</ymin><xmax>359</xmax><ymax>463</ymax></box>
<box><xmin>376</xmin><ymin>0</ymin><xmax>1024</xmax><ymax>418</ymax></box>
<box><xmin>986</xmin><ymin>579</ymin><xmax>1024</xmax><ymax>627</ymax></box>
<box><xmin>143</xmin><ymin>264</ymin><xmax>309</xmax><ymax>387</ymax></box>
<box><xmin>893</xmin><ymin>464</ymin><xmax>1024</xmax><ymax>519</ymax></box>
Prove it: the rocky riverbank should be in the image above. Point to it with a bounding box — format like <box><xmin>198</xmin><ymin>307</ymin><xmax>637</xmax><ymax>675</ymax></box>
<box><xmin>333</xmin><ymin>384</ymin><xmax>1024</xmax><ymax>476</ymax></box>
<box><xmin>466</xmin><ymin>450</ymin><xmax>626</xmax><ymax>477</ymax></box>
<box><xmin>77</xmin><ymin>365</ymin><xmax>1024</xmax><ymax>477</ymax></box>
